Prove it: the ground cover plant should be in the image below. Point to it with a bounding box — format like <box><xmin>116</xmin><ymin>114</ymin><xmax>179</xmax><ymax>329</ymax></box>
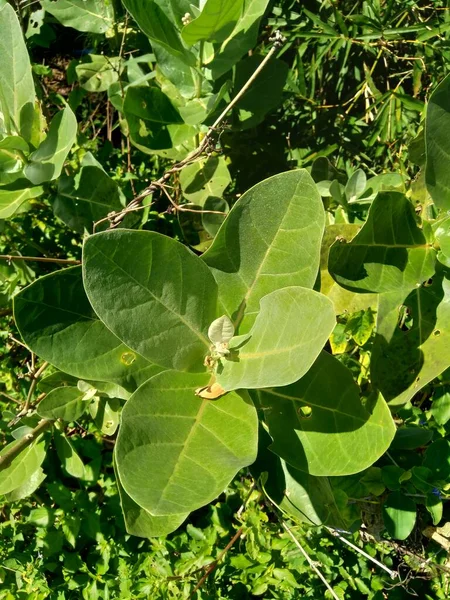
<box><xmin>1</xmin><ymin>0</ymin><xmax>450</xmax><ymax>598</ymax></box>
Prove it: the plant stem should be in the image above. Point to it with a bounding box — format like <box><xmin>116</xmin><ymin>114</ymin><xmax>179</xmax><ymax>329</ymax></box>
<box><xmin>0</xmin><ymin>418</ymin><xmax>54</xmax><ymax>471</ymax></box>
<box><xmin>0</xmin><ymin>255</ymin><xmax>80</xmax><ymax>265</ymax></box>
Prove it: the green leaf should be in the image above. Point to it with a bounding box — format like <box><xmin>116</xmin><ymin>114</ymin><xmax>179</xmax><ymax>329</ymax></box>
<box><xmin>182</xmin><ymin>0</ymin><xmax>244</xmax><ymax>46</ymax></box>
<box><xmin>0</xmin><ymin>3</ymin><xmax>36</xmax><ymax>141</ymax></box>
<box><xmin>0</xmin><ymin>439</ymin><xmax>46</xmax><ymax>495</ymax></box>
<box><xmin>390</xmin><ymin>426</ymin><xmax>433</xmax><ymax>450</ymax></box>
<box><xmin>83</xmin><ymin>230</ymin><xmax>218</xmax><ymax>372</ymax></box>
<box><xmin>0</xmin><ymin>181</ymin><xmax>43</xmax><ymax>219</ymax></box>
<box><xmin>208</xmin><ymin>315</ymin><xmax>234</xmax><ymax>344</ymax></box>
<box><xmin>54</xmin><ymin>430</ymin><xmax>86</xmax><ymax>479</ymax></box>
<box><xmin>434</xmin><ymin>215</ymin><xmax>450</xmax><ymax>268</ymax></box>
<box><xmin>425</xmin><ymin>73</ymin><xmax>450</xmax><ymax>211</ymax></box>
<box><xmin>430</xmin><ymin>387</ymin><xmax>450</xmax><ymax>425</ymax></box>
<box><xmin>382</xmin><ymin>492</ymin><xmax>416</xmax><ymax>540</ymax></box>
<box><xmin>371</xmin><ymin>267</ymin><xmax>450</xmax><ymax>407</ymax></box>
<box><xmin>89</xmin><ymin>397</ymin><xmax>120</xmax><ymax>435</ymax></box>
<box><xmin>203</xmin><ymin>169</ymin><xmax>325</xmax><ymax>333</ymax></box>
<box><xmin>208</xmin><ymin>0</ymin><xmax>270</xmax><ymax>78</ymax></box>
<box><xmin>257</xmin><ymin>351</ymin><xmax>395</xmax><ymax>476</ymax></box>
<box><xmin>4</xmin><ymin>467</ymin><xmax>46</xmax><ymax>501</ymax></box>
<box><xmin>14</xmin><ymin>266</ymin><xmax>159</xmax><ymax>391</ymax></box>
<box><xmin>41</xmin><ymin>0</ymin><xmax>114</xmax><ymax>34</ymax></box>
<box><xmin>116</xmin><ymin>464</ymin><xmax>188</xmax><ymax>538</ymax></box>
<box><xmin>53</xmin><ymin>161</ymin><xmax>124</xmax><ymax>234</ymax></box>
<box><xmin>124</xmin><ymin>86</ymin><xmax>183</xmax><ymax>124</ymax></box>
<box><xmin>123</xmin><ymin>0</ymin><xmax>195</xmax><ymax>65</ymax></box>
<box><xmin>180</xmin><ymin>156</ymin><xmax>231</xmax><ymax>206</ymax></box>
<box><xmin>37</xmin><ymin>386</ymin><xmax>89</xmax><ymax>422</ymax></box>
<box><xmin>345</xmin><ymin>169</ymin><xmax>366</xmax><ymax>203</ymax></box>
<box><xmin>425</xmin><ymin>492</ymin><xmax>443</xmax><ymax>526</ymax></box>
<box><xmin>329</xmin><ymin>192</ymin><xmax>436</xmax><ymax>294</ymax></box>
<box><xmin>232</xmin><ymin>55</ymin><xmax>289</xmax><ymax>129</ymax></box>
<box><xmin>24</xmin><ymin>106</ymin><xmax>77</xmax><ymax>185</ymax></box>
<box><xmin>216</xmin><ymin>287</ymin><xmax>335</xmax><ymax>391</ymax></box>
<box><xmin>75</xmin><ymin>55</ymin><xmax>119</xmax><ymax>92</ymax></box>
<box><xmin>423</xmin><ymin>439</ymin><xmax>450</xmax><ymax>481</ymax></box>
<box><xmin>116</xmin><ymin>370</ymin><xmax>258</xmax><ymax>515</ymax></box>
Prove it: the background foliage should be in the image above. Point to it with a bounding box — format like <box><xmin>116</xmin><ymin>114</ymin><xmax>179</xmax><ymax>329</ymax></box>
<box><xmin>1</xmin><ymin>0</ymin><xmax>450</xmax><ymax>598</ymax></box>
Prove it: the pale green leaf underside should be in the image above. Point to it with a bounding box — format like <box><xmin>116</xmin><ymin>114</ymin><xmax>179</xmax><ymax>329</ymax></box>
<box><xmin>37</xmin><ymin>386</ymin><xmax>88</xmax><ymax>422</ymax></box>
<box><xmin>14</xmin><ymin>266</ymin><xmax>159</xmax><ymax>392</ymax></box>
<box><xmin>116</xmin><ymin>370</ymin><xmax>258</xmax><ymax>515</ymax></box>
<box><xmin>41</xmin><ymin>0</ymin><xmax>114</xmax><ymax>34</ymax></box>
<box><xmin>0</xmin><ymin>439</ymin><xmax>46</xmax><ymax>495</ymax></box>
<box><xmin>216</xmin><ymin>287</ymin><xmax>335</xmax><ymax>391</ymax></box>
<box><xmin>0</xmin><ymin>183</ymin><xmax>43</xmax><ymax>219</ymax></box>
<box><xmin>0</xmin><ymin>3</ymin><xmax>35</xmax><ymax>141</ymax></box>
<box><xmin>202</xmin><ymin>169</ymin><xmax>325</xmax><ymax>333</ymax></box>
<box><xmin>182</xmin><ymin>0</ymin><xmax>244</xmax><ymax>45</ymax></box>
<box><xmin>258</xmin><ymin>351</ymin><xmax>396</xmax><ymax>476</ymax></box>
<box><xmin>425</xmin><ymin>73</ymin><xmax>450</xmax><ymax>212</ymax></box>
<box><xmin>329</xmin><ymin>192</ymin><xmax>436</xmax><ymax>293</ymax></box>
<box><xmin>83</xmin><ymin>230</ymin><xmax>218</xmax><ymax>372</ymax></box>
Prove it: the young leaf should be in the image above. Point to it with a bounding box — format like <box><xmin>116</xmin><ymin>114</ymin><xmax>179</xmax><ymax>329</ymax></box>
<box><xmin>0</xmin><ymin>182</ymin><xmax>43</xmax><ymax>219</ymax></box>
<box><xmin>216</xmin><ymin>287</ymin><xmax>335</xmax><ymax>391</ymax></box>
<box><xmin>202</xmin><ymin>169</ymin><xmax>325</xmax><ymax>333</ymax></box>
<box><xmin>208</xmin><ymin>315</ymin><xmax>235</xmax><ymax>345</ymax></box>
<box><xmin>83</xmin><ymin>230</ymin><xmax>218</xmax><ymax>372</ymax></box>
<box><xmin>54</xmin><ymin>430</ymin><xmax>86</xmax><ymax>479</ymax></box>
<box><xmin>0</xmin><ymin>3</ymin><xmax>36</xmax><ymax>141</ymax></box>
<box><xmin>115</xmin><ymin>370</ymin><xmax>258</xmax><ymax>515</ymax></box>
<box><xmin>24</xmin><ymin>106</ymin><xmax>77</xmax><ymax>185</ymax></box>
<box><xmin>257</xmin><ymin>351</ymin><xmax>395</xmax><ymax>476</ymax></box>
<box><xmin>37</xmin><ymin>386</ymin><xmax>89</xmax><ymax>422</ymax></box>
<box><xmin>425</xmin><ymin>73</ymin><xmax>450</xmax><ymax>212</ymax></box>
<box><xmin>14</xmin><ymin>266</ymin><xmax>160</xmax><ymax>391</ymax></box>
<box><xmin>345</xmin><ymin>169</ymin><xmax>367</xmax><ymax>203</ymax></box>
<box><xmin>329</xmin><ymin>192</ymin><xmax>436</xmax><ymax>293</ymax></box>
<box><xmin>41</xmin><ymin>0</ymin><xmax>114</xmax><ymax>34</ymax></box>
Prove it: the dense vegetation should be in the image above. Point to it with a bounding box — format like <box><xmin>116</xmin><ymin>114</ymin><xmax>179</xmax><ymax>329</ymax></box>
<box><xmin>1</xmin><ymin>0</ymin><xmax>450</xmax><ymax>598</ymax></box>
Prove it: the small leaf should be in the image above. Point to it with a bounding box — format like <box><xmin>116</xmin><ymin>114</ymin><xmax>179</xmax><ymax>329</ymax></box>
<box><xmin>0</xmin><ymin>181</ymin><xmax>44</xmax><ymax>219</ymax></box>
<box><xmin>54</xmin><ymin>430</ymin><xmax>86</xmax><ymax>479</ymax></box>
<box><xmin>75</xmin><ymin>55</ymin><xmax>119</xmax><ymax>92</ymax></box>
<box><xmin>390</xmin><ymin>426</ymin><xmax>433</xmax><ymax>450</ymax></box>
<box><xmin>382</xmin><ymin>492</ymin><xmax>416</xmax><ymax>540</ymax></box>
<box><xmin>208</xmin><ymin>315</ymin><xmax>235</xmax><ymax>345</ymax></box>
<box><xmin>0</xmin><ymin>439</ymin><xmax>46</xmax><ymax>495</ymax></box>
<box><xmin>4</xmin><ymin>467</ymin><xmax>46</xmax><ymax>502</ymax></box>
<box><xmin>37</xmin><ymin>386</ymin><xmax>89</xmax><ymax>422</ymax></box>
<box><xmin>345</xmin><ymin>169</ymin><xmax>367</xmax><ymax>203</ymax></box>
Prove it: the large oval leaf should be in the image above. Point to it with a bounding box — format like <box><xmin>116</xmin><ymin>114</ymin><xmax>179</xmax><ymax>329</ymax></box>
<box><xmin>202</xmin><ymin>169</ymin><xmax>325</xmax><ymax>333</ymax></box>
<box><xmin>425</xmin><ymin>73</ymin><xmax>450</xmax><ymax>212</ymax></box>
<box><xmin>116</xmin><ymin>370</ymin><xmax>258</xmax><ymax>515</ymax></box>
<box><xmin>257</xmin><ymin>351</ymin><xmax>395</xmax><ymax>476</ymax></box>
<box><xmin>83</xmin><ymin>230</ymin><xmax>218</xmax><ymax>372</ymax></box>
<box><xmin>14</xmin><ymin>266</ymin><xmax>159</xmax><ymax>391</ymax></box>
<box><xmin>41</xmin><ymin>0</ymin><xmax>114</xmax><ymax>34</ymax></box>
<box><xmin>216</xmin><ymin>287</ymin><xmax>335</xmax><ymax>391</ymax></box>
<box><xmin>329</xmin><ymin>192</ymin><xmax>436</xmax><ymax>294</ymax></box>
<box><xmin>182</xmin><ymin>0</ymin><xmax>244</xmax><ymax>46</ymax></box>
<box><xmin>37</xmin><ymin>386</ymin><xmax>89</xmax><ymax>422</ymax></box>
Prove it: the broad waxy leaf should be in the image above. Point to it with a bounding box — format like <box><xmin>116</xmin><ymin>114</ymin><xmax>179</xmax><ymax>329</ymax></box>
<box><xmin>124</xmin><ymin>86</ymin><xmax>183</xmax><ymax>124</ymax></box>
<box><xmin>383</xmin><ymin>492</ymin><xmax>416</xmax><ymax>540</ymax></box>
<box><xmin>53</xmin><ymin>162</ymin><xmax>123</xmax><ymax>234</ymax></box>
<box><xmin>371</xmin><ymin>267</ymin><xmax>450</xmax><ymax>407</ymax></box>
<box><xmin>215</xmin><ymin>287</ymin><xmax>335</xmax><ymax>391</ymax></box>
<box><xmin>208</xmin><ymin>0</ymin><xmax>270</xmax><ymax>78</ymax></box>
<box><xmin>41</xmin><ymin>0</ymin><xmax>114</xmax><ymax>34</ymax></box>
<box><xmin>202</xmin><ymin>169</ymin><xmax>325</xmax><ymax>333</ymax></box>
<box><xmin>257</xmin><ymin>351</ymin><xmax>396</xmax><ymax>476</ymax></box>
<box><xmin>54</xmin><ymin>430</ymin><xmax>86</xmax><ymax>479</ymax></box>
<box><xmin>425</xmin><ymin>73</ymin><xmax>450</xmax><ymax>211</ymax></box>
<box><xmin>180</xmin><ymin>156</ymin><xmax>231</xmax><ymax>205</ymax></box>
<box><xmin>14</xmin><ymin>266</ymin><xmax>159</xmax><ymax>391</ymax></box>
<box><xmin>0</xmin><ymin>3</ymin><xmax>35</xmax><ymax>141</ymax></box>
<box><xmin>116</xmin><ymin>465</ymin><xmax>188</xmax><ymax>538</ymax></box>
<box><xmin>0</xmin><ymin>181</ymin><xmax>43</xmax><ymax>219</ymax></box>
<box><xmin>329</xmin><ymin>192</ymin><xmax>436</xmax><ymax>294</ymax></box>
<box><xmin>182</xmin><ymin>0</ymin><xmax>244</xmax><ymax>46</ymax></box>
<box><xmin>83</xmin><ymin>230</ymin><xmax>218</xmax><ymax>372</ymax></box>
<box><xmin>4</xmin><ymin>467</ymin><xmax>46</xmax><ymax>502</ymax></box>
<box><xmin>37</xmin><ymin>386</ymin><xmax>89</xmax><ymax>422</ymax></box>
<box><xmin>122</xmin><ymin>0</ymin><xmax>195</xmax><ymax>65</ymax></box>
<box><xmin>75</xmin><ymin>55</ymin><xmax>119</xmax><ymax>92</ymax></box>
<box><xmin>0</xmin><ymin>439</ymin><xmax>46</xmax><ymax>495</ymax></box>
<box><xmin>116</xmin><ymin>370</ymin><xmax>258</xmax><ymax>515</ymax></box>
<box><xmin>24</xmin><ymin>106</ymin><xmax>77</xmax><ymax>185</ymax></box>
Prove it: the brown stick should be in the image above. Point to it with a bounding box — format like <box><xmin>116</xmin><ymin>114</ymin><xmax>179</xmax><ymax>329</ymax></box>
<box><xmin>0</xmin><ymin>255</ymin><xmax>80</xmax><ymax>265</ymax></box>
<box><xmin>0</xmin><ymin>418</ymin><xmax>54</xmax><ymax>471</ymax></box>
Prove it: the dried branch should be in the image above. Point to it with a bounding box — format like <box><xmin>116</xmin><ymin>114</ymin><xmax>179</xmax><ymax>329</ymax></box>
<box><xmin>0</xmin><ymin>255</ymin><xmax>80</xmax><ymax>265</ymax></box>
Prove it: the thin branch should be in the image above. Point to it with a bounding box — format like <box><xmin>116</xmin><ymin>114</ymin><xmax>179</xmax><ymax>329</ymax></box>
<box><xmin>0</xmin><ymin>418</ymin><xmax>54</xmax><ymax>471</ymax></box>
<box><xmin>0</xmin><ymin>255</ymin><xmax>80</xmax><ymax>265</ymax></box>
<box><xmin>94</xmin><ymin>31</ymin><xmax>285</xmax><ymax>232</ymax></box>
<box><xmin>281</xmin><ymin>522</ymin><xmax>341</xmax><ymax>600</ymax></box>
<box><xmin>9</xmin><ymin>361</ymin><xmax>49</xmax><ymax>426</ymax></box>
<box><xmin>325</xmin><ymin>527</ymin><xmax>398</xmax><ymax>579</ymax></box>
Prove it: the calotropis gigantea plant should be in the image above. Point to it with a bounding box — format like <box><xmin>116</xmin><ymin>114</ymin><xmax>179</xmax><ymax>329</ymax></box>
<box><xmin>9</xmin><ymin>169</ymin><xmax>396</xmax><ymax>536</ymax></box>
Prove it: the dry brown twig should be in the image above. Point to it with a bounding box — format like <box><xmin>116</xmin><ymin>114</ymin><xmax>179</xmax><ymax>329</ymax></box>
<box><xmin>93</xmin><ymin>31</ymin><xmax>286</xmax><ymax>233</ymax></box>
